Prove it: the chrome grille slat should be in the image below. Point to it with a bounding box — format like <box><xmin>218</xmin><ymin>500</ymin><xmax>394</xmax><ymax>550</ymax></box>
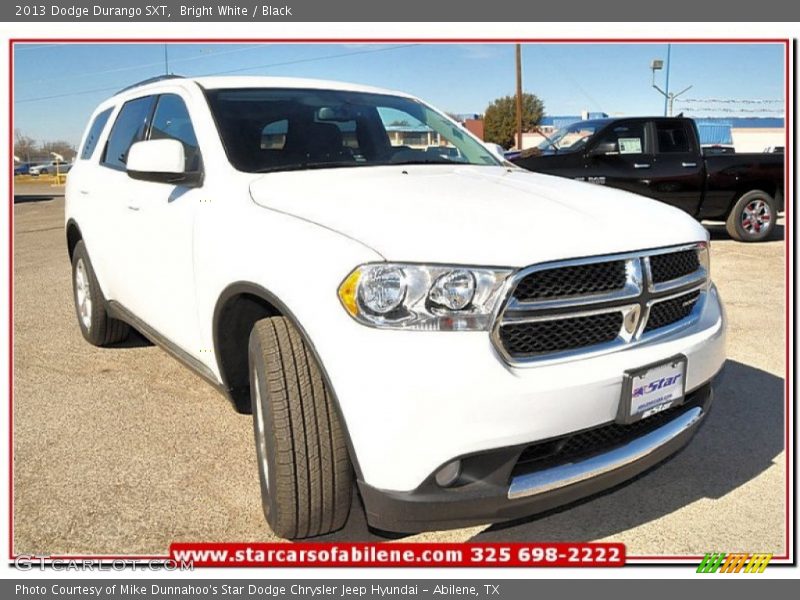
<box><xmin>492</xmin><ymin>244</ymin><xmax>708</xmax><ymax>366</ymax></box>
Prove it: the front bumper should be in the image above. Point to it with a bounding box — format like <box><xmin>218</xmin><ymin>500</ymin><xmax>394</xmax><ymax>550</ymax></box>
<box><xmin>313</xmin><ymin>283</ymin><xmax>725</xmax><ymax>493</ymax></box>
<box><xmin>360</xmin><ymin>380</ymin><xmax>715</xmax><ymax>533</ymax></box>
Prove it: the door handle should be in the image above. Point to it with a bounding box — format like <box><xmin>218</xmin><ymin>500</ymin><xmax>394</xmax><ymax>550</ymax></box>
<box><xmin>681</xmin><ymin>162</ymin><xmax>698</xmax><ymax>168</ymax></box>
<box><xmin>634</xmin><ymin>163</ymin><xmax>651</xmax><ymax>169</ymax></box>
<box><xmin>78</xmin><ymin>189</ymin><xmax>90</xmax><ymax>195</ymax></box>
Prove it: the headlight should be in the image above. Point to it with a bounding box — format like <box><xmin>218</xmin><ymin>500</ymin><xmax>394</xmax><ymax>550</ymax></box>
<box><xmin>338</xmin><ymin>263</ymin><xmax>512</xmax><ymax>331</ymax></box>
<box><xmin>429</xmin><ymin>269</ymin><xmax>475</xmax><ymax>310</ymax></box>
<box><xmin>359</xmin><ymin>265</ymin><xmax>407</xmax><ymax>314</ymax></box>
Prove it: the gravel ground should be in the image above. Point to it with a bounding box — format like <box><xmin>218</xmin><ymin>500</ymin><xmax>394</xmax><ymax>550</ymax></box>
<box><xmin>12</xmin><ymin>183</ymin><xmax>787</xmax><ymax>557</ymax></box>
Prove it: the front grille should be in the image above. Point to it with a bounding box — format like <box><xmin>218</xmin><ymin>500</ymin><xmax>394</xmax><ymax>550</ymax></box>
<box><xmin>644</xmin><ymin>290</ymin><xmax>701</xmax><ymax>333</ymax></box>
<box><xmin>650</xmin><ymin>249</ymin><xmax>699</xmax><ymax>284</ymax></box>
<box><xmin>494</xmin><ymin>245</ymin><xmax>707</xmax><ymax>363</ymax></box>
<box><xmin>513</xmin><ymin>261</ymin><xmax>626</xmax><ymax>302</ymax></box>
<box><xmin>512</xmin><ymin>386</ymin><xmax>706</xmax><ymax>476</ymax></box>
<box><xmin>499</xmin><ymin>312</ymin><xmax>623</xmax><ymax>357</ymax></box>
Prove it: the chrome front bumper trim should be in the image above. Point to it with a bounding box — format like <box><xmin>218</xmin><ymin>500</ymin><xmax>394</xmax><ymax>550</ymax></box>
<box><xmin>507</xmin><ymin>406</ymin><xmax>704</xmax><ymax>500</ymax></box>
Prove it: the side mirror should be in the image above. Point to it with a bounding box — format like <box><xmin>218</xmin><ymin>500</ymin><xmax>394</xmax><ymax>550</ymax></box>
<box><xmin>126</xmin><ymin>139</ymin><xmax>201</xmax><ymax>186</ymax></box>
<box><xmin>587</xmin><ymin>141</ymin><xmax>617</xmax><ymax>157</ymax></box>
<box><xmin>485</xmin><ymin>143</ymin><xmax>507</xmax><ymax>161</ymax></box>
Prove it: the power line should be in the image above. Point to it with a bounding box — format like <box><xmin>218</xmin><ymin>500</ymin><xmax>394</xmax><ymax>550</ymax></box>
<box><xmin>13</xmin><ymin>44</ymin><xmax>65</xmax><ymax>51</ymax></box>
<box><xmin>14</xmin><ymin>84</ymin><xmax>125</xmax><ymax>104</ymax></box>
<box><xmin>198</xmin><ymin>43</ymin><xmax>420</xmax><ymax>76</ymax></box>
<box><xmin>677</xmin><ymin>97</ymin><xmax>783</xmax><ymax>104</ymax></box>
<box><xmin>15</xmin><ymin>45</ymin><xmax>270</xmax><ymax>86</ymax></box>
<box><xmin>14</xmin><ymin>43</ymin><xmax>420</xmax><ymax>104</ymax></box>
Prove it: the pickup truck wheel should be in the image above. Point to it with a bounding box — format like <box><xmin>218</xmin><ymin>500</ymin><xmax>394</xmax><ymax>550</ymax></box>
<box><xmin>249</xmin><ymin>316</ymin><xmax>353</xmax><ymax>539</ymax></box>
<box><xmin>726</xmin><ymin>190</ymin><xmax>777</xmax><ymax>242</ymax></box>
<box><xmin>71</xmin><ymin>241</ymin><xmax>130</xmax><ymax>346</ymax></box>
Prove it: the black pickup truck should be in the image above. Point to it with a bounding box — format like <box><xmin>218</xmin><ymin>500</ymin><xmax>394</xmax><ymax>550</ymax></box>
<box><xmin>511</xmin><ymin>117</ymin><xmax>784</xmax><ymax>242</ymax></box>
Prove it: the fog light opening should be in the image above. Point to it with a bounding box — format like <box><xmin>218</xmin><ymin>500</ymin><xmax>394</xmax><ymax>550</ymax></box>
<box><xmin>434</xmin><ymin>459</ymin><xmax>462</xmax><ymax>487</ymax></box>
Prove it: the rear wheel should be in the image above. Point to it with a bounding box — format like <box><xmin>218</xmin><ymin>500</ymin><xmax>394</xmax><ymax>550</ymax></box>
<box><xmin>249</xmin><ymin>316</ymin><xmax>353</xmax><ymax>539</ymax></box>
<box><xmin>726</xmin><ymin>190</ymin><xmax>777</xmax><ymax>242</ymax></box>
<box><xmin>71</xmin><ymin>241</ymin><xmax>130</xmax><ymax>346</ymax></box>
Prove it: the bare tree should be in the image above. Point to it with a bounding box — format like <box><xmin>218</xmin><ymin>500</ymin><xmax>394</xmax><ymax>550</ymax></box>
<box><xmin>14</xmin><ymin>129</ymin><xmax>37</xmax><ymax>163</ymax></box>
<box><xmin>40</xmin><ymin>140</ymin><xmax>77</xmax><ymax>161</ymax></box>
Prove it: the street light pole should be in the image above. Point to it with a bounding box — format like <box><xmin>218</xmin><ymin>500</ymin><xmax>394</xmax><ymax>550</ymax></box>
<box><xmin>515</xmin><ymin>44</ymin><xmax>523</xmax><ymax>150</ymax></box>
<box><xmin>651</xmin><ymin>52</ymin><xmax>692</xmax><ymax>117</ymax></box>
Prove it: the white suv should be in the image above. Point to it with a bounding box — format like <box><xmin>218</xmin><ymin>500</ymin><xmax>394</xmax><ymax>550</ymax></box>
<box><xmin>66</xmin><ymin>75</ymin><xmax>726</xmax><ymax>539</ymax></box>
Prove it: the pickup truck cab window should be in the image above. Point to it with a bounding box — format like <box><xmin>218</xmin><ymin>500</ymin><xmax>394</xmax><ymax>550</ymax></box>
<box><xmin>655</xmin><ymin>120</ymin><xmax>694</xmax><ymax>153</ymax></box>
<box><xmin>205</xmin><ymin>88</ymin><xmax>500</xmax><ymax>173</ymax></box>
<box><xmin>101</xmin><ymin>95</ymin><xmax>156</xmax><ymax>170</ymax></box>
<box><xmin>591</xmin><ymin>121</ymin><xmax>649</xmax><ymax>155</ymax></box>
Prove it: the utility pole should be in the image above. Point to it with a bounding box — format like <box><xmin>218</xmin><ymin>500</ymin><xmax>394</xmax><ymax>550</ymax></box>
<box><xmin>515</xmin><ymin>44</ymin><xmax>523</xmax><ymax>150</ymax></box>
<box><xmin>663</xmin><ymin>44</ymin><xmax>671</xmax><ymax>117</ymax></box>
<box><xmin>164</xmin><ymin>43</ymin><xmax>169</xmax><ymax>75</ymax></box>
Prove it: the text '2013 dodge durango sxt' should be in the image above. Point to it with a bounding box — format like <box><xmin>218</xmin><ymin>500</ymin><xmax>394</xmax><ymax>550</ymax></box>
<box><xmin>66</xmin><ymin>75</ymin><xmax>726</xmax><ymax>538</ymax></box>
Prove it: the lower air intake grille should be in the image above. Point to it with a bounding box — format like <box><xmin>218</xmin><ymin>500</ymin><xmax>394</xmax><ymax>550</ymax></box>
<box><xmin>499</xmin><ymin>312</ymin><xmax>623</xmax><ymax>357</ymax></box>
<box><xmin>512</xmin><ymin>385</ymin><xmax>707</xmax><ymax>476</ymax></box>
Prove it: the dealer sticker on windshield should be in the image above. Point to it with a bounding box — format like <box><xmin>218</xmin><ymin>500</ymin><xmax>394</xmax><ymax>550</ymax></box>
<box><xmin>617</xmin><ymin>355</ymin><xmax>687</xmax><ymax>424</ymax></box>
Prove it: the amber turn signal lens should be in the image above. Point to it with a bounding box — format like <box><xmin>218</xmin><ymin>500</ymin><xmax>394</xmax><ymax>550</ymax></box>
<box><xmin>338</xmin><ymin>269</ymin><xmax>362</xmax><ymax>317</ymax></box>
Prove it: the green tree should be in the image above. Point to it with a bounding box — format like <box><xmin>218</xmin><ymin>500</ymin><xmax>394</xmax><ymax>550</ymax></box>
<box><xmin>483</xmin><ymin>93</ymin><xmax>544</xmax><ymax>149</ymax></box>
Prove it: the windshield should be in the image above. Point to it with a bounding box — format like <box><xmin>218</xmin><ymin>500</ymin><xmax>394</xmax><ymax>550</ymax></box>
<box><xmin>537</xmin><ymin>121</ymin><xmax>606</xmax><ymax>153</ymax></box>
<box><xmin>205</xmin><ymin>88</ymin><xmax>501</xmax><ymax>173</ymax></box>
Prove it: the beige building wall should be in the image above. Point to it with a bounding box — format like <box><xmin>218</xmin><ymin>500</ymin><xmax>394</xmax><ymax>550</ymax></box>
<box><xmin>730</xmin><ymin>128</ymin><xmax>784</xmax><ymax>152</ymax></box>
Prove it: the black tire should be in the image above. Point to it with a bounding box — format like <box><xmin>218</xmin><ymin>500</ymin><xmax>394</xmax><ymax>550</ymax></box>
<box><xmin>249</xmin><ymin>316</ymin><xmax>353</xmax><ymax>539</ymax></box>
<box><xmin>71</xmin><ymin>240</ymin><xmax>130</xmax><ymax>346</ymax></box>
<box><xmin>725</xmin><ymin>190</ymin><xmax>777</xmax><ymax>242</ymax></box>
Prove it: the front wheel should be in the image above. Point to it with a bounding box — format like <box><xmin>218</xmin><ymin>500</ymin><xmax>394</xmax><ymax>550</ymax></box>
<box><xmin>71</xmin><ymin>241</ymin><xmax>130</xmax><ymax>346</ymax></box>
<box><xmin>726</xmin><ymin>190</ymin><xmax>777</xmax><ymax>242</ymax></box>
<box><xmin>249</xmin><ymin>316</ymin><xmax>353</xmax><ymax>539</ymax></box>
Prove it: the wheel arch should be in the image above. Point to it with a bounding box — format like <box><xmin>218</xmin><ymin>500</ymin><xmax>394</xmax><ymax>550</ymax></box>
<box><xmin>211</xmin><ymin>281</ymin><xmax>364</xmax><ymax>479</ymax></box>
<box><xmin>66</xmin><ymin>218</ymin><xmax>83</xmax><ymax>261</ymax></box>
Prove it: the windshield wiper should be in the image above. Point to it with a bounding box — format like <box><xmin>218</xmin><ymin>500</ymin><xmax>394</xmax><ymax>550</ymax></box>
<box><xmin>253</xmin><ymin>161</ymin><xmax>363</xmax><ymax>174</ymax></box>
<box><xmin>390</xmin><ymin>158</ymin><xmax>459</xmax><ymax>166</ymax></box>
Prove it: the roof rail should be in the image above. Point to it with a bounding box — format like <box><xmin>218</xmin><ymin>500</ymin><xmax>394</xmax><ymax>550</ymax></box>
<box><xmin>116</xmin><ymin>74</ymin><xmax>184</xmax><ymax>94</ymax></box>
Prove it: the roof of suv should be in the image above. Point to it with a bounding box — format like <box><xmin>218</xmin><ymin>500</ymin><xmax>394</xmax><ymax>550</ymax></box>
<box><xmin>115</xmin><ymin>75</ymin><xmax>411</xmax><ymax>99</ymax></box>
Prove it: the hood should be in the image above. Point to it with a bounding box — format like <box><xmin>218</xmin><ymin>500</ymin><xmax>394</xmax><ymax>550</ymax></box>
<box><xmin>249</xmin><ymin>165</ymin><xmax>708</xmax><ymax>267</ymax></box>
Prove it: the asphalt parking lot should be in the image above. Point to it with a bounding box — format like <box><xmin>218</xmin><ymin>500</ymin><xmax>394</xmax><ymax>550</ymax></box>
<box><xmin>12</xmin><ymin>180</ymin><xmax>787</xmax><ymax>557</ymax></box>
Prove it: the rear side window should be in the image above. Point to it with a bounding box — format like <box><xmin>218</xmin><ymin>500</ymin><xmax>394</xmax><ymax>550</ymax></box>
<box><xmin>149</xmin><ymin>94</ymin><xmax>201</xmax><ymax>171</ymax></box>
<box><xmin>656</xmin><ymin>121</ymin><xmax>693</xmax><ymax>153</ymax></box>
<box><xmin>80</xmin><ymin>108</ymin><xmax>112</xmax><ymax>160</ymax></box>
<box><xmin>102</xmin><ymin>96</ymin><xmax>156</xmax><ymax>170</ymax></box>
